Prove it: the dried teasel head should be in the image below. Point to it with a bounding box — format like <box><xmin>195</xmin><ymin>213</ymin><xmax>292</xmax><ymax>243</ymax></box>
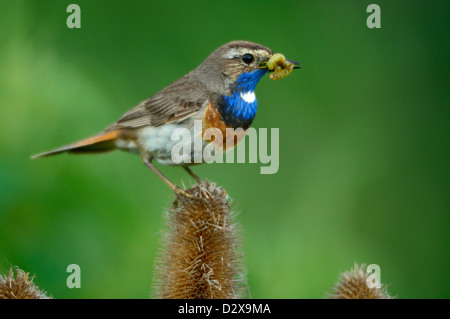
<box><xmin>152</xmin><ymin>181</ymin><xmax>247</xmax><ymax>299</ymax></box>
<box><xmin>0</xmin><ymin>268</ymin><xmax>51</xmax><ymax>299</ymax></box>
<box><xmin>328</xmin><ymin>264</ymin><xmax>392</xmax><ymax>299</ymax></box>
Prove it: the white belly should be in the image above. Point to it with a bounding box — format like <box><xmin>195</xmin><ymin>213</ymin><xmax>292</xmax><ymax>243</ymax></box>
<box><xmin>115</xmin><ymin>120</ymin><xmax>221</xmax><ymax>166</ymax></box>
<box><xmin>140</xmin><ymin>124</ymin><xmax>200</xmax><ymax>165</ymax></box>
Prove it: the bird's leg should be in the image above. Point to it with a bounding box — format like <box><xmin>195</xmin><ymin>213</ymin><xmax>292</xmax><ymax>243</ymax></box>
<box><xmin>141</xmin><ymin>153</ymin><xmax>194</xmax><ymax>199</ymax></box>
<box><xmin>183</xmin><ymin>166</ymin><xmax>202</xmax><ymax>184</ymax></box>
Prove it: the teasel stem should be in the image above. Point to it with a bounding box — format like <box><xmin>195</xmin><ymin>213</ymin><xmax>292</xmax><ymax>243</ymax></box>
<box><xmin>152</xmin><ymin>181</ymin><xmax>247</xmax><ymax>299</ymax></box>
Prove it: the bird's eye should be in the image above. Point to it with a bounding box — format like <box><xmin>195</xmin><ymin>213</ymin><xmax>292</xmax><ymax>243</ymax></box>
<box><xmin>242</xmin><ymin>53</ymin><xmax>254</xmax><ymax>64</ymax></box>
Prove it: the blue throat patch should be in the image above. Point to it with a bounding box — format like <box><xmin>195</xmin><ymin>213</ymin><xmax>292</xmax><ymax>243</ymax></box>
<box><xmin>221</xmin><ymin>69</ymin><xmax>267</xmax><ymax>124</ymax></box>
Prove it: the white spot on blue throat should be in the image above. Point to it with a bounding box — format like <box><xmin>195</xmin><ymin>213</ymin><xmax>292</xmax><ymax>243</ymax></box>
<box><xmin>240</xmin><ymin>91</ymin><xmax>256</xmax><ymax>103</ymax></box>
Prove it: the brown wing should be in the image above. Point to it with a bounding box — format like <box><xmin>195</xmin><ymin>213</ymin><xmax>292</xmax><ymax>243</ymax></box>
<box><xmin>107</xmin><ymin>73</ymin><xmax>210</xmax><ymax>130</ymax></box>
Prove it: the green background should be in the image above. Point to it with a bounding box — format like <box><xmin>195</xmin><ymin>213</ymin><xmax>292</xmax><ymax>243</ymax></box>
<box><xmin>0</xmin><ymin>0</ymin><xmax>448</xmax><ymax>299</ymax></box>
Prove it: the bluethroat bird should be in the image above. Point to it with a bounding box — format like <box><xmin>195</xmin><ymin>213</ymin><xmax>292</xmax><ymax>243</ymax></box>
<box><xmin>32</xmin><ymin>41</ymin><xmax>300</xmax><ymax>197</ymax></box>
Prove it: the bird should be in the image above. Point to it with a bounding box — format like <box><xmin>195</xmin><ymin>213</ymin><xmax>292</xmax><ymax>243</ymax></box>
<box><xmin>32</xmin><ymin>41</ymin><xmax>300</xmax><ymax>197</ymax></box>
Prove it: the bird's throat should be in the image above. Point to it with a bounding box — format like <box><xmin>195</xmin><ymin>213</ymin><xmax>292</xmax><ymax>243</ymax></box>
<box><xmin>218</xmin><ymin>69</ymin><xmax>267</xmax><ymax>130</ymax></box>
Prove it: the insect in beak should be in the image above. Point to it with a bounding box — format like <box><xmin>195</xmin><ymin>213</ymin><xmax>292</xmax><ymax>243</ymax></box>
<box><xmin>259</xmin><ymin>53</ymin><xmax>301</xmax><ymax>80</ymax></box>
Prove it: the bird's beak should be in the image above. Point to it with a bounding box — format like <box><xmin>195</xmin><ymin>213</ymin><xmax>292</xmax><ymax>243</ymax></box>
<box><xmin>258</xmin><ymin>60</ymin><xmax>270</xmax><ymax>69</ymax></box>
<box><xmin>287</xmin><ymin>59</ymin><xmax>302</xmax><ymax>69</ymax></box>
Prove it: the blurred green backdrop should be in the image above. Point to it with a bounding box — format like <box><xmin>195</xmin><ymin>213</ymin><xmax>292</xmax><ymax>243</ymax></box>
<box><xmin>0</xmin><ymin>0</ymin><xmax>448</xmax><ymax>299</ymax></box>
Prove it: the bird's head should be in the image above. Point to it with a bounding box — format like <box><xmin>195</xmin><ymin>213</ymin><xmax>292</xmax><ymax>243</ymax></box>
<box><xmin>193</xmin><ymin>41</ymin><xmax>300</xmax><ymax>95</ymax></box>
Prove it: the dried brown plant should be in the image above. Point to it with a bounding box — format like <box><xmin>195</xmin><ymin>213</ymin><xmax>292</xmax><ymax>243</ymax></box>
<box><xmin>329</xmin><ymin>263</ymin><xmax>392</xmax><ymax>299</ymax></box>
<box><xmin>152</xmin><ymin>181</ymin><xmax>247</xmax><ymax>299</ymax></box>
<box><xmin>0</xmin><ymin>267</ymin><xmax>51</xmax><ymax>299</ymax></box>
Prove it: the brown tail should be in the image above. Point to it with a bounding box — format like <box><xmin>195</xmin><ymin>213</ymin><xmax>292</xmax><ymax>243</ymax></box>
<box><xmin>31</xmin><ymin>130</ymin><xmax>119</xmax><ymax>159</ymax></box>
